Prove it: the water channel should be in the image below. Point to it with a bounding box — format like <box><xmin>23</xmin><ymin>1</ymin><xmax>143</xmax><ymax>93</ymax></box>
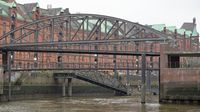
<box><xmin>0</xmin><ymin>96</ymin><xmax>199</xmax><ymax>112</ymax></box>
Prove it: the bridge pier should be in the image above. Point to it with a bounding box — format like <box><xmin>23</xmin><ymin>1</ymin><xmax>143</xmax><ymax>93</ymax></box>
<box><xmin>62</xmin><ymin>78</ymin><xmax>72</xmax><ymax>97</ymax></box>
<box><xmin>62</xmin><ymin>78</ymin><xmax>66</xmax><ymax>97</ymax></box>
<box><xmin>68</xmin><ymin>78</ymin><xmax>72</xmax><ymax>97</ymax></box>
<box><xmin>141</xmin><ymin>54</ymin><xmax>146</xmax><ymax>104</ymax></box>
<box><xmin>146</xmin><ymin>70</ymin><xmax>151</xmax><ymax>93</ymax></box>
<box><xmin>2</xmin><ymin>51</ymin><xmax>12</xmax><ymax>101</ymax></box>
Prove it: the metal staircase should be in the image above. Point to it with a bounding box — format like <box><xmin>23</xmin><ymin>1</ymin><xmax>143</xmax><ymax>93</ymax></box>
<box><xmin>54</xmin><ymin>70</ymin><xmax>128</xmax><ymax>94</ymax></box>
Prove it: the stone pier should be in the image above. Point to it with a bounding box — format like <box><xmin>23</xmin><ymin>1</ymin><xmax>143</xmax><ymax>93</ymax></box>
<box><xmin>62</xmin><ymin>78</ymin><xmax>73</xmax><ymax>97</ymax></box>
<box><xmin>62</xmin><ymin>78</ymin><xmax>66</xmax><ymax>97</ymax></box>
<box><xmin>68</xmin><ymin>78</ymin><xmax>72</xmax><ymax>97</ymax></box>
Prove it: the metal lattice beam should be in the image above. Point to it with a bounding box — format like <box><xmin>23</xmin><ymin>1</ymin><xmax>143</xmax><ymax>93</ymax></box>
<box><xmin>0</xmin><ymin>13</ymin><xmax>172</xmax><ymax>46</ymax></box>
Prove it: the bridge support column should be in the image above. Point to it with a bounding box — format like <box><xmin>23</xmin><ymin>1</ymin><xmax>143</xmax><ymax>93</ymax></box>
<box><xmin>147</xmin><ymin>70</ymin><xmax>151</xmax><ymax>93</ymax></box>
<box><xmin>68</xmin><ymin>78</ymin><xmax>72</xmax><ymax>97</ymax></box>
<box><xmin>141</xmin><ymin>54</ymin><xmax>146</xmax><ymax>104</ymax></box>
<box><xmin>113</xmin><ymin>45</ymin><xmax>117</xmax><ymax>79</ymax></box>
<box><xmin>3</xmin><ymin>51</ymin><xmax>12</xmax><ymax>101</ymax></box>
<box><xmin>126</xmin><ymin>63</ymin><xmax>131</xmax><ymax>95</ymax></box>
<box><xmin>62</xmin><ymin>78</ymin><xmax>66</xmax><ymax>97</ymax></box>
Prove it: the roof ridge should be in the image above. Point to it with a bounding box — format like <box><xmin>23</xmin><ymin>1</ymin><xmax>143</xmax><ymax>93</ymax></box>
<box><xmin>23</xmin><ymin>2</ymin><xmax>37</xmax><ymax>5</ymax></box>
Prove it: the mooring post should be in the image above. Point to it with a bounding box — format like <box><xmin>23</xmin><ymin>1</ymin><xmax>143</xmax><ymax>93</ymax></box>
<box><xmin>68</xmin><ymin>78</ymin><xmax>72</xmax><ymax>97</ymax></box>
<box><xmin>141</xmin><ymin>53</ymin><xmax>146</xmax><ymax>103</ymax></box>
<box><xmin>62</xmin><ymin>78</ymin><xmax>66</xmax><ymax>97</ymax></box>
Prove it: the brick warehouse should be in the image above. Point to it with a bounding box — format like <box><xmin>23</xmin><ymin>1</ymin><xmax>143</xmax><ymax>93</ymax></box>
<box><xmin>0</xmin><ymin>0</ymin><xmax>200</xmax><ymax>102</ymax></box>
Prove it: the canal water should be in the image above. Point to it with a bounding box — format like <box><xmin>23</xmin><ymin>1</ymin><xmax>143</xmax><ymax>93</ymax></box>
<box><xmin>0</xmin><ymin>96</ymin><xmax>199</xmax><ymax>112</ymax></box>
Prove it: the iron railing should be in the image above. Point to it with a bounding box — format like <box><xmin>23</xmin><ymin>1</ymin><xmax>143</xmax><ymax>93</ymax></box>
<box><xmin>2</xmin><ymin>61</ymin><xmax>160</xmax><ymax>71</ymax></box>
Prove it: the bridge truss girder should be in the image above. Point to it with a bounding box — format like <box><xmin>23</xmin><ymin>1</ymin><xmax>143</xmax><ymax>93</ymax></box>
<box><xmin>0</xmin><ymin>13</ymin><xmax>172</xmax><ymax>72</ymax></box>
<box><xmin>0</xmin><ymin>14</ymin><xmax>171</xmax><ymax>46</ymax></box>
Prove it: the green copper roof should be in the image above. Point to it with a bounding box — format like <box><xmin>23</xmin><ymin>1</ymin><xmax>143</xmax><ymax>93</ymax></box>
<box><xmin>0</xmin><ymin>1</ymin><xmax>10</xmax><ymax>17</ymax></box>
<box><xmin>16</xmin><ymin>13</ymin><xmax>24</xmax><ymax>20</ymax></box>
<box><xmin>192</xmin><ymin>26</ymin><xmax>199</xmax><ymax>36</ymax></box>
<box><xmin>0</xmin><ymin>7</ymin><xmax>9</xmax><ymax>17</ymax></box>
<box><xmin>151</xmin><ymin>24</ymin><xmax>165</xmax><ymax>32</ymax></box>
<box><xmin>0</xmin><ymin>0</ymin><xmax>24</xmax><ymax>20</ymax></box>
<box><xmin>0</xmin><ymin>0</ymin><xmax>10</xmax><ymax>6</ymax></box>
<box><xmin>185</xmin><ymin>30</ymin><xmax>192</xmax><ymax>37</ymax></box>
<box><xmin>177</xmin><ymin>29</ymin><xmax>185</xmax><ymax>35</ymax></box>
<box><xmin>166</xmin><ymin>26</ymin><xmax>176</xmax><ymax>32</ymax></box>
<box><xmin>151</xmin><ymin>23</ymin><xmax>198</xmax><ymax>38</ymax></box>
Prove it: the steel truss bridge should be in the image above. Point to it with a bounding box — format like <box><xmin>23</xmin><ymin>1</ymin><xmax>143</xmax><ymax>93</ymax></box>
<box><xmin>0</xmin><ymin>13</ymin><xmax>172</xmax><ymax>97</ymax></box>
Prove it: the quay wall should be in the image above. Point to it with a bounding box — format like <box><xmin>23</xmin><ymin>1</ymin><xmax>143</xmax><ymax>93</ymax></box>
<box><xmin>0</xmin><ymin>71</ymin><xmax>113</xmax><ymax>101</ymax></box>
<box><xmin>160</xmin><ymin>68</ymin><xmax>200</xmax><ymax>102</ymax></box>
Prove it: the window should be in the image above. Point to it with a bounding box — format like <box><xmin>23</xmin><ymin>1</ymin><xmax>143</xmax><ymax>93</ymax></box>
<box><xmin>2</xmin><ymin>22</ymin><xmax>6</xmax><ymax>34</ymax></box>
<box><xmin>168</xmin><ymin>55</ymin><xmax>180</xmax><ymax>68</ymax></box>
<box><xmin>2</xmin><ymin>22</ymin><xmax>6</xmax><ymax>44</ymax></box>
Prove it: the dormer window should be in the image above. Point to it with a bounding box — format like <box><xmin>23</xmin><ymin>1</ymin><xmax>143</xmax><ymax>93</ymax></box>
<box><xmin>61</xmin><ymin>9</ymin><xmax>64</xmax><ymax>13</ymax></box>
<box><xmin>32</xmin><ymin>7</ymin><xmax>36</xmax><ymax>12</ymax></box>
<box><xmin>11</xmin><ymin>2</ymin><xmax>17</xmax><ymax>8</ymax></box>
<box><xmin>32</xmin><ymin>4</ymin><xmax>40</xmax><ymax>13</ymax></box>
<box><xmin>36</xmin><ymin>3</ymin><xmax>40</xmax><ymax>8</ymax></box>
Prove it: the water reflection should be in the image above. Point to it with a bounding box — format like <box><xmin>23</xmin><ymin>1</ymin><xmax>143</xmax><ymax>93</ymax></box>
<box><xmin>0</xmin><ymin>96</ymin><xmax>199</xmax><ymax>112</ymax></box>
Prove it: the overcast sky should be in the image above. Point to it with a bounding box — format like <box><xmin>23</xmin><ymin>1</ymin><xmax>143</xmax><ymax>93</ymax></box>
<box><xmin>16</xmin><ymin>0</ymin><xmax>200</xmax><ymax>33</ymax></box>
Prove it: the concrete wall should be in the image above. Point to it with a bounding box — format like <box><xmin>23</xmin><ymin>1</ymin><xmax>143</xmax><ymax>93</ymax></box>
<box><xmin>160</xmin><ymin>44</ymin><xmax>200</xmax><ymax>102</ymax></box>
<box><xmin>0</xmin><ymin>68</ymin><xmax>3</xmax><ymax>94</ymax></box>
<box><xmin>160</xmin><ymin>68</ymin><xmax>200</xmax><ymax>101</ymax></box>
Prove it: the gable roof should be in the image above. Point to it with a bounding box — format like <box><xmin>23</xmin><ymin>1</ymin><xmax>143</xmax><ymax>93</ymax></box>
<box><xmin>150</xmin><ymin>24</ymin><xmax>165</xmax><ymax>32</ymax></box>
<box><xmin>23</xmin><ymin>3</ymin><xmax>37</xmax><ymax>13</ymax></box>
<box><xmin>17</xmin><ymin>3</ymin><xmax>32</xmax><ymax>21</ymax></box>
<box><xmin>181</xmin><ymin>23</ymin><xmax>199</xmax><ymax>36</ymax></box>
<box><xmin>40</xmin><ymin>8</ymin><xmax>62</xmax><ymax>16</ymax></box>
<box><xmin>166</xmin><ymin>26</ymin><xmax>176</xmax><ymax>32</ymax></box>
<box><xmin>181</xmin><ymin>23</ymin><xmax>195</xmax><ymax>32</ymax></box>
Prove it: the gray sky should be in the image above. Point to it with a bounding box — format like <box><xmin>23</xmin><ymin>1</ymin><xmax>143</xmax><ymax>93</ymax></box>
<box><xmin>16</xmin><ymin>0</ymin><xmax>200</xmax><ymax>33</ymax></box>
